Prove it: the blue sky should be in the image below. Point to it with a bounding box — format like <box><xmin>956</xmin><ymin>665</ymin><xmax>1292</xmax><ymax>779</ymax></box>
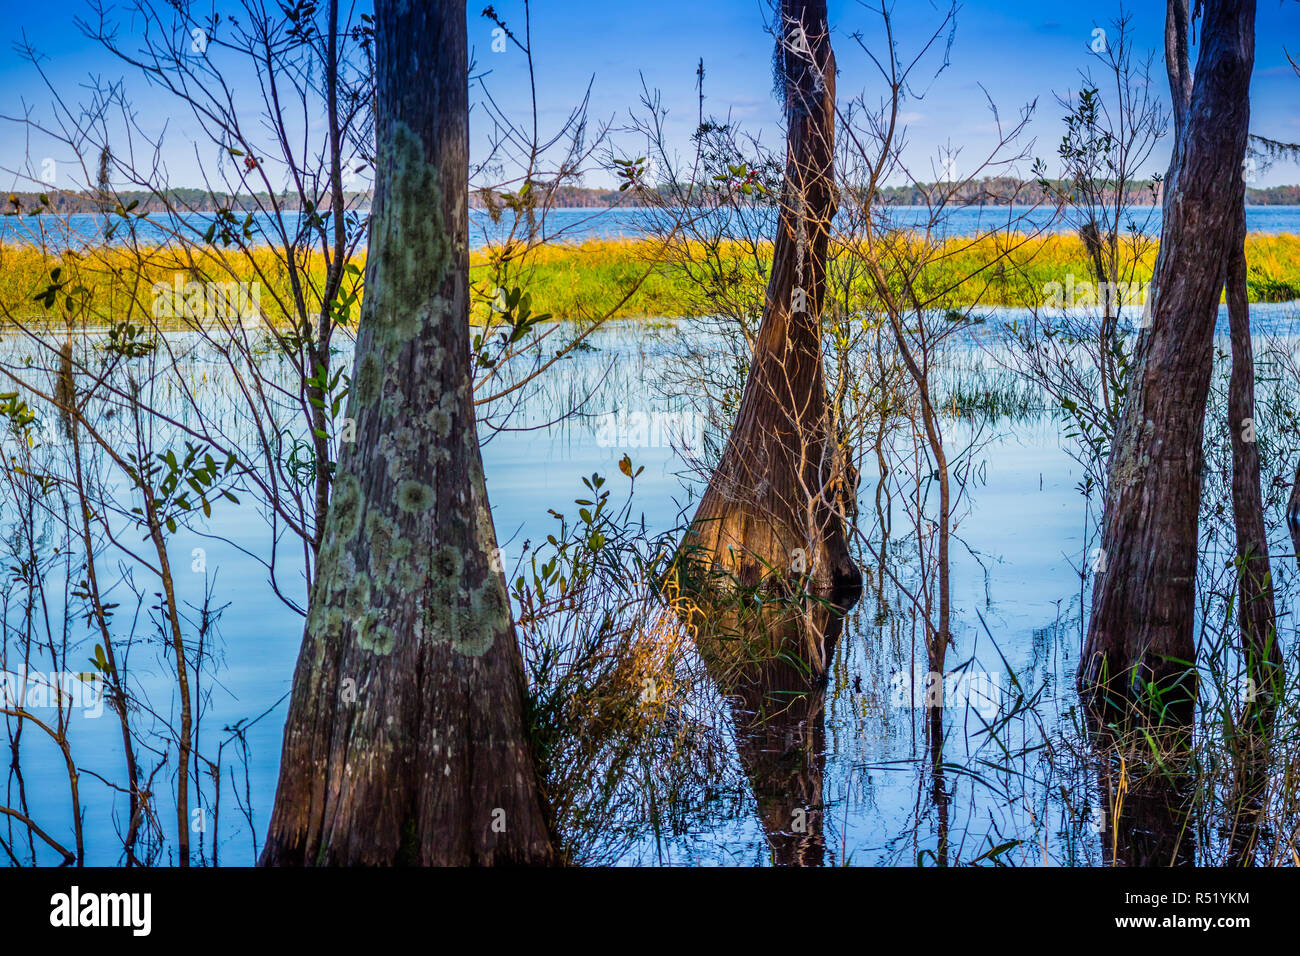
<box><xmin>1</xmin><ymin>0</ymin><xmax>1298</xmax><ymax>192</ymax></box>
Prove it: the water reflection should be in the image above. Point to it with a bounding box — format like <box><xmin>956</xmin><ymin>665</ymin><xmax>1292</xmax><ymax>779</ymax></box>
<box><xmin>5</xmin><ymin>316</ymin><xmax>1300</xmax><ymax>865</ymax></box>
<box><xmin>1095</xmin><ymin>729</ymin><xmax>1197</xmax><ymax>867</ymax></box>
<box><xmin>685</xmin><ymin>588</ymin><xmax>859</xmax><ymax>866</ymax></box>
<box><xmin>727</xmin><ymin>653</ymin><xmax>833</xmax><ymax>866</ymax></box>
<box><xmin>1224</xmin><ymin>736</ymin><xmax>1271</xmax><ymax>866</ymax></box>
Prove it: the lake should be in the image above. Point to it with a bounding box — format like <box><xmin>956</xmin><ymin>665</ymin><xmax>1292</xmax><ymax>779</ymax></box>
<box><xmin>3</xmin><ymin>205</ymin><xmax>1300</xmax><ymax>252</ymax></box>
<box><xmin>4</xmin><ymin>303</ymin><xmax>1300</xmax><ymax>865</ymax></box>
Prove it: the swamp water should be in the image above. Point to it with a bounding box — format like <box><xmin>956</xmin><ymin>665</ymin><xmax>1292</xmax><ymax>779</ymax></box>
<box><xmin>4</xmin><ymin>306</ymin><xmax>1300</xmax><ymax>865</ymax></box>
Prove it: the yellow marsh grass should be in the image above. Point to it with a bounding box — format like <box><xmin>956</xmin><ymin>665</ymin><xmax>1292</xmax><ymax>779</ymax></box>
<box><xmin>2</xmin><ymin>232</ymin><xmax>1297</xmax><ymax>326</ymax></box>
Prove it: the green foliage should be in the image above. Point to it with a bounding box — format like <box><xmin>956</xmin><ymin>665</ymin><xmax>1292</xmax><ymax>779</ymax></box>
<box><xmin>472</xmin><ymin>286</ymin><xmax>551</xmax><ymax>369</ymax></box>
<box><xmin>129</xmin><ymin>443</ymin><xmax>240</xmax><ymax>531</ymax></box>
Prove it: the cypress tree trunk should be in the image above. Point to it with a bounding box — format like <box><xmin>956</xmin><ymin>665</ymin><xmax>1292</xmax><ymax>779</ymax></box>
<box><xmin>1224</xmin><ymin>195</ymin><xmax>1280</xmax><ymax>856</ymax></box>
<box><xmin>1289</xmin><ymin>482</ymin><xmax>1300</xmax><ymax>569</ymax></box>
<box><xmin>1289</xmin><ymin>465</ymin><xmax>1300</xmax><ymax>527</ymax></box>
<box><xmin>1288</xmin><ymin>452</ymin><xmax>1300</xmax><ymax>570</ymax></box>
<box><xmin>1080</xmin><ymin>0</ymin><xmax>1256</xmax><ymax>724</ymax></box>
<box><xmin>684</xmin><ymin>0</ymin><xmax>860</xmax><ymax>606</ymax></box>
<box><xmin>1226</xmin><ymin>196</ymin><xmax>1282</xmax><ymax>703</ymax></box>
<box><xmin>260</xmin><ymin>0</ymin><xmax>555</xmax><ymax>866</ymax></box>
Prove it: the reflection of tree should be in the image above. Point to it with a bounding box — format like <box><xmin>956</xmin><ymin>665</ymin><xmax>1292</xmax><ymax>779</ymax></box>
<box><xmin>927</xmin><ymin>710</ymin><xmax>951</xmax><ymax>867</ymax></box>
<box><xmin>730</xmin><ymin>657</ymin><xmax>832</xmax><ymax>866</ymax></box>
<box><xmin>1290</xmin><ymin>516</ymin><xmax>1300</xmax><ymax>572</ymax></box>
<box><xmin>1095</xmin><ymin>729</ymin><xmax>1196</xmax><ymax>867</ymax></box>
<box><xmin>1223</xmin><ymin>737</ymin><xmax>1270</xmax><ymax>866</ymax></box>
<box><xmin>1221</xmin><ymin>685</ymin><xmax>1277</xmax><ymax>866</ymax></box>
<box><xmin>685</xmin><ymin>594</ymin><xmax>856</xmax><ymax>866</ymax></box>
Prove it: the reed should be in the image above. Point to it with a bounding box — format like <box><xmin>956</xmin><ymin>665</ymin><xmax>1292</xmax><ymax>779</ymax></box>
<box><xmin>3</xmin><ymin>232</ymin><xmax>1298</xmax><ymax>326</ymax></box>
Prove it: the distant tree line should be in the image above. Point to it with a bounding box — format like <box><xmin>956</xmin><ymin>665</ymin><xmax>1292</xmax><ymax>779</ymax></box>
<box><xmin>2</xmin><ymin>187</ymin><xmax>370</xmax><ymax>215</ymax></box>
<box><xmin>8</xmin><ymin>179</ymin><xmax>1300</xmax><ymax>216</ymax></box>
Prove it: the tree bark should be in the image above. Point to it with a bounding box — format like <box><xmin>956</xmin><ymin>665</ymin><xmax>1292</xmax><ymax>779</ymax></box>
<box><xmin>1288</xmin><ymin>458</ymin><xmax>1300</xmax><ymax>532</ymax></box>
<box><xmin>1226</xmin><ymin>195</ymin><xmax>1282</xmax><ymax>703</ymax></box>
<box><xmin>260</xmin><ymin>0</ymin><xmax>555</xmax><ymax>866</ymax></box>
<box><xmin>683</xmin><ymin>0</ymin><xmax>860</xmax><ymax>606</ymax></box>
<box><xmin>1163</xmin><ymin>0</ymin><xmax>1193</xmax><ymax>190</ymax></box>
<box><xmin>1080</xmin><ymin>0</ymin><xmax>1256</xmax><ymax>725</ymax></box>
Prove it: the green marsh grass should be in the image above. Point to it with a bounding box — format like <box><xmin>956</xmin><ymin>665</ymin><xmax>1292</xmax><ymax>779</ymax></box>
<box><xmin>4</xmin><ymin>232</ymin><xmax>1299</xmax><ymax>326</ymax></box>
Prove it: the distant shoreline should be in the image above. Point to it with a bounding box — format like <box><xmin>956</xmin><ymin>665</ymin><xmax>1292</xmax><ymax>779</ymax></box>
<box><xmin>6</xmin><ymin>206</ymin><xmax>1300</xmax><ymax>253</ymax></box>
<box><xmin>6</xmin><ymin>177</ymin><xmax>1300</xmax><ymax>215</ymax></box>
